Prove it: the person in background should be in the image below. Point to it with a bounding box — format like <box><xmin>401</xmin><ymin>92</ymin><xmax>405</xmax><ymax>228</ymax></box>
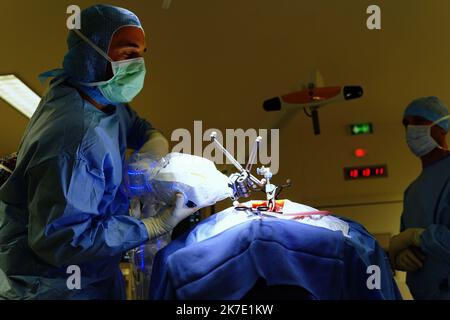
<box><xmin>0</xmin><ymin>4</ymin><xmax>201</xmax><ymax>299</ymax></box>
<box><xmin>390</xmin><ymin>96</ymin><xmax>450</xmax><ymax>299</ymax></box>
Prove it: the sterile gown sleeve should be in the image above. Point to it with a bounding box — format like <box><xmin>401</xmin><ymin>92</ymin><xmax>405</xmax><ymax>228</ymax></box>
<box><xmin>421</xmin><ymin>225</ymin><xmax>450</xmax><ymax>264</ymax></box>
<box><xmin>27</xmin><ymin>154</ymin><xmax>149</xmax><ymax>268</ymax></box>
<box><xmin>399</xmin><ymin>186</ymin><xmax>411</xmax><ymax>233</ymax></box>
<box><xmin>419</xmin><ymin>184</ymin><xmax>450</xmax><ymax>264</ymax></box>
<box><xmin>124</xmin><ymin>104</ymin><xmax>155</xmax><ymax>150</ymax></box>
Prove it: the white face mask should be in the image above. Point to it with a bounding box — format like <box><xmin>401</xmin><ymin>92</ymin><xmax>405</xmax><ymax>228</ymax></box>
<box><xmin>406</xmin><ymin>115</ymin><xmax>450</xmax><ymax>157</ymax></box>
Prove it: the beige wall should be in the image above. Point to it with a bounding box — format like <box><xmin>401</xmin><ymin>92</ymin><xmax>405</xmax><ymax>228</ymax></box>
<box><xmin>1</xmin><ymin>1</ymin><xmax>446</xmax><ymax>238</ymax></box>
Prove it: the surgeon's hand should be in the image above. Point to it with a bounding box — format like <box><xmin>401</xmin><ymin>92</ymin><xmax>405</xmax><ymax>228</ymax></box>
<box><xmin>393</xmin><ymin>247</ymin><xmax>426</xmax><ymax>272</ymax></box>
<box><xmin>139</xmin><ymin>130</ymin><xmax>169</xmax><ymax>158</ymax></box>
<box><xmin>389</xmin><ymin>228</ymin><xmax>425</xmax><ymax>268</ymax></box>
<box><xmin>142</xmin><ymin>193</ymin><xmax>200</xmax><ymax>239</ymax></box>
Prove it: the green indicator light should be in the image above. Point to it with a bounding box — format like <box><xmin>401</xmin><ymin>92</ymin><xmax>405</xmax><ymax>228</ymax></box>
<box><xmin>350</xmin><ymin>123</ymin><xmax>373</xmax><ymax>135</ymax></box>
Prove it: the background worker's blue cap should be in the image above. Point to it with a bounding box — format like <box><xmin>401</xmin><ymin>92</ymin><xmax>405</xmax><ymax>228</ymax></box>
<box><xmin>404</xmin><ymin>96</ymin><xmax>450</xmax><ymax>132</ymax></box>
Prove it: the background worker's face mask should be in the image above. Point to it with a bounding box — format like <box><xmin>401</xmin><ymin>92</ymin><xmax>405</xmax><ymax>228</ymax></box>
<box><xmin>74</xmin><ymin>29</ymin><xmax>146</xmax><ymax>104</ymax></box>
<box><xmin>406</xmin><ymin>115</ymin><xmax>450</xmax><ymax>157</ymax></box>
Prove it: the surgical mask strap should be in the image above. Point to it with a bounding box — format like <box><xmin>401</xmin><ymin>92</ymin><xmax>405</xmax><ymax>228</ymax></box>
<box><xmin>73</xmin><ymin>29</ymin><xmax>113</xmax><ymax>63</ymax></box>
<box><xmin>429</xmin><ymin>115</ymin><xmax>450</xmax><ymax>151</ymax></box>
<box><xmin>431</xmin><ymin>115</ymin><xmax>450</xmax><ymax>128</ymax></box>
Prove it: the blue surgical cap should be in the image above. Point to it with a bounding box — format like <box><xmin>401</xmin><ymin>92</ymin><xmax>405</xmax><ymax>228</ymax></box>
<box><xmin>63</xmin><ymin>4</ymin><xmax>143</xmax><ymax>83</ymax></box>
<box><xmin>404</xmin><ymin>96</ymin><xmax>450</xmax><ymax>132</ymax></box>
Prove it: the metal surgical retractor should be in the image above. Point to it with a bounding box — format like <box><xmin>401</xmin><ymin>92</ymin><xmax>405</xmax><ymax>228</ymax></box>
<box><xmin>210</xmin><ymin>132</ymin><xmax>288</xmax><ymax>211</ymax></box>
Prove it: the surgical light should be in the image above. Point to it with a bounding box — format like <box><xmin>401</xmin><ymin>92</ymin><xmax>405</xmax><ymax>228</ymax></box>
<box><xmin>0</xmin><ymin>75</ymin><xmax>41</xmax><ymax>119</ymax></box>
<box><xmin>263</xmin><ymin>86</ymin><xmax>364</xmax><ymax>135</ymax></box>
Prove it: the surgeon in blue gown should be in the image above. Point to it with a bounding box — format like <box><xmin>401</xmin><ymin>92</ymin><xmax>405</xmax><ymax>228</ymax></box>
<box><xmin>0</xmin><ymin>5</ymin><xmax>200</xmax><ymax>299</ymax></box>
<box><xmin>389</xmin><ymin>96</ymin><xmax>450</xmax><ymax>299</ymax></box>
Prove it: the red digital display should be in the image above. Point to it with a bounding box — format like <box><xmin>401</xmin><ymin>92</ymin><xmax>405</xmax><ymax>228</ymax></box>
<box><xmin>344</xmin><ymin>165</ymin><xmax>388</xmax><ymax>180</ymax></box>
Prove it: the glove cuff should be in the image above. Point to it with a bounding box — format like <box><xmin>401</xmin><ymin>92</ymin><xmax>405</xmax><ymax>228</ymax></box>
<box><xmin>142</xmin><ymin>208</ymin><xmax>178</xmax><ymax>239</ymax></box>
<box><xmin>412</xmin><ymin>228</ymin><xmax>425</xmax><ymax>247</ymax></box>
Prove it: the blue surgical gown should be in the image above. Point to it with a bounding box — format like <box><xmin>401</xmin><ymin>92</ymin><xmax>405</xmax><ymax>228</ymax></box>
<box><xmin>0</xmin><ymin>81</ymin><xmax>152</xmax><ymax>299</ymax></box>
<box><xmin>149</xmin><ymin>214</ymin><xmax>401</xmax><ymax>300</ymax></box>
<box><xmin>401</xmin><ymin>154</ymin><xmax>450</xmax><ymax>299</ymax></box>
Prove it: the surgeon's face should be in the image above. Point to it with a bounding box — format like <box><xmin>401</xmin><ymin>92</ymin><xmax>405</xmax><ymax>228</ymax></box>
<box><xmin>402</xmin><ymin>116</ymin><xmax>432</xmax><ymax>127</ymax></box>
<box><xmin>105</xmin><ymin>26</ymin><xmax>147</xmax><ymax>79</ymax></box>
<box><xmin>403</xmin><ymin>116</ymin><xmax>446</xmax><ymax>143</ymax></box>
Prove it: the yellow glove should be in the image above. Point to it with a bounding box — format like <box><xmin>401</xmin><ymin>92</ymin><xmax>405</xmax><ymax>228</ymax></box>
<box><xmin>394</xmin><ymin>247</ymin><xmax>426</xmax><ymax>272</ymax></box>
<box><xmin>389</xmin><ymin>228</ymin><xmax>425</xmax><ymax>268</ymax></box>
<box><xmin>141</xmin><ymin>193</ymin><xmax>199</xmax><ymax>240</ymax></box>
<box><xmin>140</xmin><ymin>130</ymin><xmax>169</xmax><ymax>158</ymax></box>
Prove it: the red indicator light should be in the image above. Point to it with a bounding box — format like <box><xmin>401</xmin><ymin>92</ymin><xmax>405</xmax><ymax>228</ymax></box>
<box><xmin>354</xmin><ymin>148</ymin><xmax>367</xmax><ymax>158</ymax></box>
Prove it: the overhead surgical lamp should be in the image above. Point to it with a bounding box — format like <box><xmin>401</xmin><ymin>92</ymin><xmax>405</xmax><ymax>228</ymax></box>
<box><xmin>0</xmin><ymin>75</ymin><xmax>40</xmax><ymax>119</ymax></box>
<box><xmin>263</xmin><ymin>85</ymin><xmax>363</xmax><ymax>135</ymax></box>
